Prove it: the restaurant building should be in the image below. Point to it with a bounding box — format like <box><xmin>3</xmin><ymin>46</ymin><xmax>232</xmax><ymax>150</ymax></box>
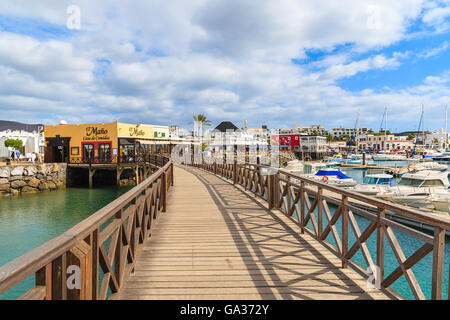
<box><xmin>44</xmin><ymin>122</ymin><xmax>171</xmax><ymax>164</ymax></box>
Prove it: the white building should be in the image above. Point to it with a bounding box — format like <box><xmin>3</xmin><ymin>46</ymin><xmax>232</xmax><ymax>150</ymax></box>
<box><xmin>300</xmin><ymin>135</ymin><xmax>327</xmax><ymax>153</ymax></box>
<box><xmin>423</xmin><ymin>129</ymin><xmax>449</xmax><ymax>148</ymax></box>
<box><xmin>357</xmin><ymin>134</ymin><xmax>414</xmax><ymax>151</ymax></box>
<box><xmin>329</xmin><ymin>127</ymin><xmax>369</xmax><ymax>139</ymax></box>
<box><xmin>0</xmin><ymin>121</ymin><xmax>45</xmax><ymax>159</ymax></box>
<box><xmin>277</xmin><ymin>124</ymin><xmax>328</xmax><ymax>136</ymax></box>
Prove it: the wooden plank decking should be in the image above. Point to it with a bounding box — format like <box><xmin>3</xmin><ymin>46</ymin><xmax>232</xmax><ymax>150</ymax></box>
<box><xmin>116</xmin><ymin>165</ymin><xmax>388</xmax><ymax>300</ymax></box>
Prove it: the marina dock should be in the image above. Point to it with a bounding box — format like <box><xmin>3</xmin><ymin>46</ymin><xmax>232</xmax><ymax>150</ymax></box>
<box><xmin>114</xmin><ymin>166</ymin><xmax>385</xmax><ymax>300</ymax></box>
<box><xmin>0</xmin><ymin>156</ymin><xmax>449</xmax><ymax>300</ymax></box>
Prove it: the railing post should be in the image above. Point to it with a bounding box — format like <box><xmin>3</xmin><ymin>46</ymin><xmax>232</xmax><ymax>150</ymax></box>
<box><xmin>341</xmin><ymin>195</ymin><xmax>348</xmax><ymax>268</ymax></box>
<box><xmin>317</xmin><ymin>187</ymin><xmax>323</xmax><ymax>239</ymax></box>
<box><xmin>162</xmin><ymin>171</ymin><xmax>168</xmax><ymax>212</ymax></box>
<box><xmin>51</xmin><ymin>254</ymin><xmax>67</xmax><ymax>300</ymax></box>
<box><xmin>66</xmin><ymin>240</ymin><xmax>92</xmax><ymax>300</ymax></box>
<box><xmin>268</xmin><ymin>171</ymin><xmax>275</xmax><ymax>210</ymax></box>
<box><xmin>233</xmin><ymin>160</ymin><xmax>237</xmax><ymax>185</ymax></box>
<box><xmin>272</xmin><ymin>170</ymin><xmax>280</xmax><ymax>209</ymax></box>
<box><xmin>376</xmin><ymin>207</ymin><xmax>385</xmax><ymax>282</ymax></box>
<box><xmin>300</xmin><ymin>181</ymin><xmax>305</xmax><ymax>233</ymax></box>
<box><xmin>36</xmin><ymin>264</ymin><xmax>52</xmax><ymax>300</ymax></box>
<box><xmin>171</xmin><ymin>162</ymin><xmax>174</xmax><ymax>186</ymax></box>
<box><xmin>431</xmin><ymin>226</ymin><xmax>445</xmax><ymax>300</ymax></box>
<box><xmin>91</xmin><ymin>229</ymin><xmax>99</xmax><ymax>300</ymax></box>
<box><xmin>114</xmin><ymin>210</ymin><xmax>123</xmax><ymax>289</ymax></box>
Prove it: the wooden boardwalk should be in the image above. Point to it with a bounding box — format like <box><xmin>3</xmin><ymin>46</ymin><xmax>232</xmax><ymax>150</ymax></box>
<box><xmin>116</xmin><ymin>165</ymin><xmax>387</xmax><ymax>300</ymax></box>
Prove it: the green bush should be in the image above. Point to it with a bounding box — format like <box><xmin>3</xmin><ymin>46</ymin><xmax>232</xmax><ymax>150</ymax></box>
<box><xmin>4</xmin><ymin>138</ymin><xmax>23</xmax><ymax>148</ymax></box>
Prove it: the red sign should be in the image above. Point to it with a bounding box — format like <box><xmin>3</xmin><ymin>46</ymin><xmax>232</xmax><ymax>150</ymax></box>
<box><xmin>271</xmin><ymin>134</ymin><xmax>300</xmax><ymax>150</ymax></box>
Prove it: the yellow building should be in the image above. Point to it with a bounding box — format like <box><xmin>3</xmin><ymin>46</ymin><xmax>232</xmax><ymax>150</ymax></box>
<box><xmin>44</xmin><ymin>122</ymin><xmax>170</xmax><ymax>164</ymax></box>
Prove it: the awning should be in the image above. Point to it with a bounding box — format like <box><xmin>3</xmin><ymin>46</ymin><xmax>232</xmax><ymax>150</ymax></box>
<box><xmin>137</xmin><ymin>140</ymin><xmax>156</xmax><ymax>145</ymax></box>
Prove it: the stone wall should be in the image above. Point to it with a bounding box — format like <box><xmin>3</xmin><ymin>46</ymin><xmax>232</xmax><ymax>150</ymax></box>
<box><xmin>0</xmin><ymin>163</ymin><xmax>67</xmax><ymax>196</ymax></box>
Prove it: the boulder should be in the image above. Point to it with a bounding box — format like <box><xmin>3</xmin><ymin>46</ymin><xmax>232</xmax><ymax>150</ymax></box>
<box><xmin>47</xmin><ymin>181</ymin><xmax>57</xmax><ymax>190</ymax></box>
<box><xmin>10</xmin><ymin>189</ymin><xmax>19</xmax><ymax>196</ymax></box>
<box><xmin>28</xmin><ymin>177</ymin><xmax>40</xmax><ymax>188</ymax></box>
<box><xmin>9</xmin><ymin>176</ymin><xmax>24</xmax><ymax>181</ymax></box>
<box><xmin>21</xmin><ymin>186</ymin><xmax>38</xmax><ymax>194</ymax></box>
<box><xmin>24</xmin><ymin>166</ymin><xmax>37</xmax><ymax>176</ymax></box>
<box><xmin>46</xmin><ymin>166</ymin><xmax>53</xmax><ymax>174</ymax></box>
<box><xmin>0</xmin><ymin>178</ymin><xmax>9</xmax><ymax>184</ymax></box>
<box><xmin>11</xmin><ymin>180</ymin><xmax>27</xmax><ymax>188</ymax></box>
<box><xmin>56</xmin><ymin>181</ymin><xmax>65</xmax><ymax>189</ymax></box>
<box><xmin>10</xmin><ymin>166</ymin><xmax>24</xmax><ymax>176</ymax></box>
<box><xmin>0</xmin><ymin>167</ymin><xmax>9</xmax><ymax>178</ymax></box>
<box><xmin>36</xmin><ymin>173</ymin><xmax>44</xmax><ymax>180</ymax></box>
<box><xmin>37</xmin><ymin>164</ymin><xmax>47</xmax><ymax>174</ymax></box>
<box><xmin>53</xmin><ymin>164</ymin><xmax>59</xmax><ymax>172</ymax></box>
<box><xmin>0</xmin><ymin>183</ymin><xmax>10</xmax><ymax>191</ymax></box>
<box><xmin>38</xmin><ymin>182</ymin><xmax>49</xmax><ymax>191</ymax></box>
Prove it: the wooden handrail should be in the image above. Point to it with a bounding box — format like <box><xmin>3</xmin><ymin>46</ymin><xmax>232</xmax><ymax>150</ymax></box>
<box><xmin>0</xmin><ymin>156</ymin><xmax>173</xmax><ymax>300</ymax></box>
<box><xmin>191</xmin><ymin>159</ymin><xmax>450</xmax><ymax>300</ymax></box>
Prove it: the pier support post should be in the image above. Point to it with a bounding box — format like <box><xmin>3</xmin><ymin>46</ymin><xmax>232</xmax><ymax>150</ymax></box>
<box><xmin>116</xmin><ymin>166</ymin><xmax>123</xmax><ymax>186</ymax></box>
<box><xmin>88</xmin><ymin>168</ymin><xmax>96</xmax><ymax>189</ymax></box>
<box><xmin>135</xmin><ymin>166</ymin><xmax>139</xmax><ymax>185</ymax></box>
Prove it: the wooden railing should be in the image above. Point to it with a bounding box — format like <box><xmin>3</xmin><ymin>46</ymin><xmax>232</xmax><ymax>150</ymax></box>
<box><xmin>0</xmin><ymin>156</ymin><xmax>173</xmax><ymax>300</ymax></box>
<box><xmin>192</xmin><ymin>159</ymin><xmax>450</xmax><ymax>300</ymax></box>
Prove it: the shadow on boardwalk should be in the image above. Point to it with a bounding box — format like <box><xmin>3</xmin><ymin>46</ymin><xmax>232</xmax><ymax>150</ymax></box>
<box><xmin>117</xmin><ymin>165</ymin><xmax>387</xmax><ymax>300</ymax></box>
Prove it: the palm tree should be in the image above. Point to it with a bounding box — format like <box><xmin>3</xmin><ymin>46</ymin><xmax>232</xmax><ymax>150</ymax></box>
<box><xmin>193</xmin><ymin>114</ymin><xmax>212</xmax><ymax>138</ymax></box>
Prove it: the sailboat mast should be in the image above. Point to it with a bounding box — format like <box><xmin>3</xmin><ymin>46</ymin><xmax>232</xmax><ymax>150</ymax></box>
<box><xmin>355</xmin><ymin>110</ymin><xmax>360</xmax><ymax>150</ymax></box>
<box><xmin>384</xmin><ymin>107</ymin><xmax>387</xmax><ymax>151</ymax></box>
<box><xmin>422</xmin><ymin>104</ymin><xmax>425</xmax><ymax>147</ymax></box>
<box><xmin>445</xmin><ymin>105</ymin><xmax>448</xmax><ymax>149</ymax></box>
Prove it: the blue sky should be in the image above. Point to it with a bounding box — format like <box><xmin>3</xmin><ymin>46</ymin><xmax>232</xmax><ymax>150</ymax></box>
<box><xmin>0</xmin><ymin>0</ymin><xmax>449</xmax><ymax>132</ymax></box>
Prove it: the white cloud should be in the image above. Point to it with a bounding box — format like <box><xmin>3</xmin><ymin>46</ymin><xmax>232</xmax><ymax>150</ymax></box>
<box><xmin>0</xmin><ymin>0</ymin><xmax>449</xmax><ymax>131</ymax></box>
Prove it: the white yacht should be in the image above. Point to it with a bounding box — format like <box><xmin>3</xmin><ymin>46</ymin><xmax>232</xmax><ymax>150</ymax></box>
<box><xmin>372</xmin><ymin>152</ymin><xmax>407</xmax><ymax>161</ymax></box>
<box><xmin>305</xmin><ymin>168</ymin><xmax>357</xmax><ymax>187</ymax></box>
<box><xmin>282</xmin><ymin>159</ymin><xmax>304</xmax><ymax>174</ymax></box>
<box><xmin>389</xmin><ymin>161</ymin><xmax>448</xmax><ymax>176</ymax></box>
<box><xmin>347</xmin><ymin>173</ymin><xmax>393</xmax><ymax>196</ymax></box>
<box><xmin>432</xmin><ymin>150</ymin><xmax>450</xmax><ymax>162</ymax></box>
<box><xmin>430</xmin><ymin>192</ymin><xmax>450</xmax><ymax>213</ymax></box>
<box><xmin>377</xmin><ymin>170</ymin><xmax>450</xmax><ymax>209</ymax></box>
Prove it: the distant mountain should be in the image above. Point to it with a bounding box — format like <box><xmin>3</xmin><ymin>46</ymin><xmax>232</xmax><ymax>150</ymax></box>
<box><xmin>0</xmin><ymin>120</ymin><xmax>44</xmax><ymax>132</ymax></box>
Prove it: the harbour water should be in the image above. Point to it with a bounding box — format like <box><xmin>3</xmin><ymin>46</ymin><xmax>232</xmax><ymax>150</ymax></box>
<box><xmin>302</xmin><ymin>160</ymin><xmax>450</xmax><ymax>299</ymax></box>
<box><xmin>0</xmin><ymin>185</ymin><xmax>132</xmax><ymax>300</ymax></box>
